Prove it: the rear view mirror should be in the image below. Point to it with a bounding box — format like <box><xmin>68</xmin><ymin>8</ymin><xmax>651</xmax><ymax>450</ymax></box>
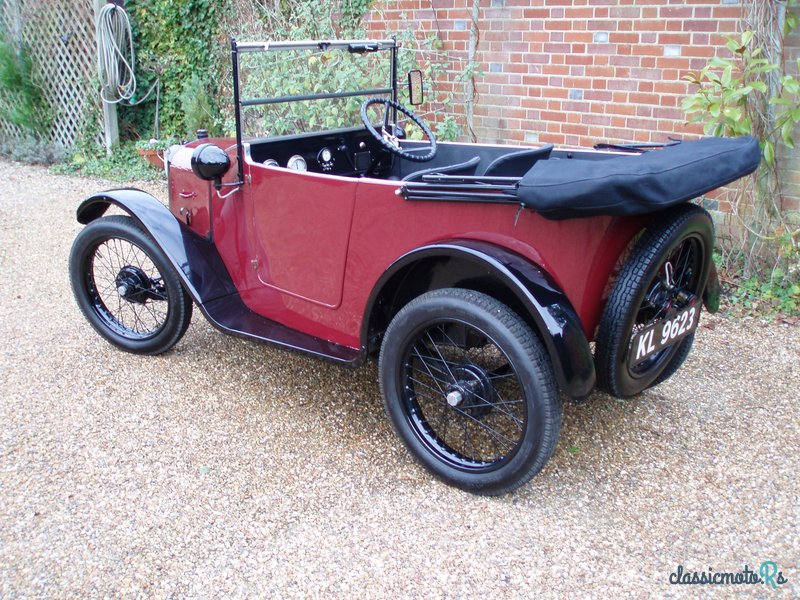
<box><xmin>408</xmin><ymin>69</ymin><xmax>424</xmax><ymax>106</ymax></box>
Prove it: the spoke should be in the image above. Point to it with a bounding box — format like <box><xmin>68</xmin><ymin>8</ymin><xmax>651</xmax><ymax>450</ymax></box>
<box><xmin>410</xmin><ymin>373</ymin><xmax>523</xmax><ymax>428</ymax></box>
<box><xmin>130</xmin><ymin>305</ymin><xmax>146</xmax><ymax>333</ymax></box>
<box><xmin>437</xmin><ymin>323</ymin><xmax>471</xmax><ymax>364</ymax></box>
<box><xmin>676</xmin><ymin>242</ymin><xmax>694</xmax><ymax>287</ymax></box>
<box><xmin>417</xmin><ymin>353</ymin><xmax>459</xmax><ymax>379</ymax></box>
<box><xmin>408</xmin><ymin>375</ymin><xmax>446</xmax><ymax>397</ymax></box>
<box><xmin>142</xmin><ymin>300</ymin><xmax>164</xmax><ymax>326</ymax></box>
<box><xmin>410</xmin><ymin>348</ymin><xmax>449</xmax><ymax>393</ymax></box>
<box><xmin>113</xmin><ymin>238</ymin><xmax>124</xmax><ymax>269</ymax></box>
<box><xmin>461</xmin><ymin>418</ymin><xmax>470</xmax><ymax>458</ymax></box>
<box><xmin>408</xmin><ymin>361</ymin><xmax>452</xmax><ymax>389</ymax></box>
<box><xmin>455</xmin><ymin>408</ymin><xmax>517</xmax><ymax>453</ymax></box>
<box><xmin>93</xmin><ymin>253</ymin><xmax>117</xmax><ymax>278</ymax></box>
<box><xmin>147</xmin><ymin>288</ymin><xmax>169</xmax><ymax>301</ymax></box>
<box><xmin>480</xmin><ymin>394</ymin><xmax>523</xmax><ymax>425</ymax></box>
<box><xmin>490</xmin><ymin>398</ymin><xmax>525</xmax><ymax>407</ymax></box>
<box><xmin>487</xmin><ymin>370</ymin><xmax>514</xmax><ymax>380</ymax></box>
<box><xmin>122</xmin><ymin>238</ymin><xmax>135</xmax><ymax>268</ymax></box>
<box><xmin>97</xmin><ymin>279</ymin><xmax>118</xmax><ymax>297</ymax></box>
<box><xmin>412</xmin><ymin>386</ymin><xmax>518</xmax><ymax>452</ymax></box>
<box><xmin>116</xmin><ymin>288</ymin><xmax>124</xmax><ymax>325</ymax></box>
<box><xmin>425</xmin><ymin>330</ymin><xmax>458</xmax><ymax>383</ymax></box>
<box><xmin>416</xmin><ymin>393</ymin><xmax>450</xmax><ymax>441</ymax></box>
<box><xmin>95</xmin><ymin>244</ymin><xmax>112</xmax><ymax>275</ymax></box>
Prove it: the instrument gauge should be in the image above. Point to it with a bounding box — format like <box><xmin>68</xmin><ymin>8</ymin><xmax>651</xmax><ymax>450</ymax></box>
<box><xmin>287</xmin><ymin>155</ymin><xmax>307</xmax><ymax>171</ymax></box>
<box><xmin>317</xmin><ymin>147</ymin><xmax>335</xmax><ymax>171</ymax></box>
<box><xmin>263</xmin><ymin>159</ymin><xmax>279</xmax><ymax>167</ymax></box>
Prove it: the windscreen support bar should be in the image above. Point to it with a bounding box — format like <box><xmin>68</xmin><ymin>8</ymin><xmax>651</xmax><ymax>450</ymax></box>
<box><xmin>242</xmin><ymin>87</ymin><xmax>394</xmax><ymax>107</ymax></box>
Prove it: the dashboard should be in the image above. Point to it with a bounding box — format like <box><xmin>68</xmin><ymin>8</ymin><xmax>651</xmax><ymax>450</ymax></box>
<box><xmin>246</xmin><ymin>126</ymin><xmax>393</xmax><ymax>177</ymax></box>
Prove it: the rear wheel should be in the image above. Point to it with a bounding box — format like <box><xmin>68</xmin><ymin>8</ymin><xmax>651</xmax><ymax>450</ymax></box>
<box><xmin>595</xmin><ymin>205</ymin><xmax>713</xmax><ymax>398</ymax></box>
<box><xmin>379</xmin><ymin>288</ymin><xmax>561</xmax><ymax>495</ymax></box>
<box><xmin>69</xmin><ymin>215</ymin><xmax>193</xmax><ymax>355</ymax></box>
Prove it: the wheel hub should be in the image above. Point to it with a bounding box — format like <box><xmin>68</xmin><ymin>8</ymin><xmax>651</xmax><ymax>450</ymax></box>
<box><xmin>445</xmin><ymin>364</ymin><xmax>495</xmax><ymax>418</ymax></box>
<box><xmin>115</xmin><ymin>265</ymin><xmax>152</xmax><ymax>304</ymax></box>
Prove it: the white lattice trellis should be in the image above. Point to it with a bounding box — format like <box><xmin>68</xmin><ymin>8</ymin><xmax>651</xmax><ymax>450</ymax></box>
<box><xmin>0</xmin><ymin>0</ymin><xmax>98</xmax><ymax>147</ymax></box>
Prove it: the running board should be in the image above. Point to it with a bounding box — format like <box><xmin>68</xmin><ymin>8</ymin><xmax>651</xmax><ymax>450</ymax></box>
<box><xmin>201</xmin><ymin>293</ymin><xmax>362</xmax><ymax>365</ymax></box>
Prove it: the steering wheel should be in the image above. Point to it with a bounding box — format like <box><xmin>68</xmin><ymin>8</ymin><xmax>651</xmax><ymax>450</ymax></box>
<box><xmin>360</xmin><ymin>97</ymin><xmax>437</xmax><ymax>163</ymax></box>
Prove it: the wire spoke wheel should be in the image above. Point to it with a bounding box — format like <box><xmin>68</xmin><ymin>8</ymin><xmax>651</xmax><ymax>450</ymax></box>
<box><xmin>89</xmin><ymin>237</ymin><xmax>170</xmax><ymax>339</ymax></box>
<box><xmin>595</xmin><ymin>205</ymin><xmax>713</xmax><ymax>398</ymax></box>
<box><xmin>70</xmin><ymin>216</ymin><xmax>192</xmax><ymax>355</ymax></box>
<box><xmin>403</xmin><ymin>320</ymin><xmax>527</xmax><ymax>469</ymax></box>
<box><xmin>380</xmin><ymin>289</ymin><xmax>561</xmax><ymax>495</ymax></box>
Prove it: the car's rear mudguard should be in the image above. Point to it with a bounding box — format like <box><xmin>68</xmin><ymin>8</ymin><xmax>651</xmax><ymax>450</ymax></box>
<box><xmin>365</xmin><ymin>241</ymin><xmax>596</xmax><ymax>399</ymax></box>
<box><xmin>76</xmin><ymin>188</ymin><xmax>359</xmax><ymax>363</ymax></box>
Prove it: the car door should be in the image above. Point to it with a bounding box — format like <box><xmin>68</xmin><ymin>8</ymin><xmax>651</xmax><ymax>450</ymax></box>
<box><xmin>245</xmin><ymin>163</ymin><xmax>357</xmax><ymax>308</ymax></box>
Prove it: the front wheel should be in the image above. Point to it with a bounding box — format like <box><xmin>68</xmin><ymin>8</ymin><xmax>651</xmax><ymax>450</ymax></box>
<box><xmin>379</xmin><ymin>289</ymin><xmax>561</xmax><ymax>495</ymax></box>
<box><xmin>69</xmin><ymin>215</ymin><xmax>193</xmax><ymax>355</ymax></box>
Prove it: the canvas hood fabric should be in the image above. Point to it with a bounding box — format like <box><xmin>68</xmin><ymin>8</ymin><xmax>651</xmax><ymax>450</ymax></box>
<box><xmin>517</xmin><ymin>136</ymin><xmax>761</xmax><ymax>220</ymax></box>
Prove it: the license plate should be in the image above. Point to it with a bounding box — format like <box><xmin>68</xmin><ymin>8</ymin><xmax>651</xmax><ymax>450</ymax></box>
<box><xmin>628</xmin><ymin>304</ymin><xmax>700</xmax><ymax>367</ymax></box>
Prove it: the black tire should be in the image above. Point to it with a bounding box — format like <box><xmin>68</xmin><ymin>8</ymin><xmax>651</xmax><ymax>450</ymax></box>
<box><xmin>595</xmin><ymin>204</ymin><xmax>713</xmax><ymax>398</ymax></box>
<box><xmin>653</xmin><ymin>332</ymin><xmax>695</xmax><ymax>386</ymax></box>
<box><xmin>379</xmin><ymin>288</ymin><xmax>561</xmax><ymax>495</ymax></box>
<box><xmin>69</xmin><ymin>215</ymin><xmax>193</xmax><ymax>355</ymax></box>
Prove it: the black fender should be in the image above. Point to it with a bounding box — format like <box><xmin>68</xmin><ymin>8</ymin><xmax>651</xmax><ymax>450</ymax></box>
<box><xmin>77</xmin><ymin>188</ymin><xmax>237</xmax><ymax>303</ymax></box>
<box><xmin>76</xmin><ymin>188</ymin><xmax>359</xmax><ymax>364</ymax></box>
<box><xmin>363</xmin><ymin>240</ymin><xmax>596</xmax><ymax>399</ymax></box>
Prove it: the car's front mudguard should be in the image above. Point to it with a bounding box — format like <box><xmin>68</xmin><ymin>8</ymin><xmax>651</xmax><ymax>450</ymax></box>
<box><xmin>77</xmin><ymin>188</ymin><xmax>237</xmax><ymax>304</ymax></box>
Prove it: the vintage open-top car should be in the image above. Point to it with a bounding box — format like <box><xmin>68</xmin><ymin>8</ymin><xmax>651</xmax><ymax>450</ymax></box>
<box><xmin>69</xmin><ymin>38</ymin><xmax>759</xmax><ymax>495</ymax></box>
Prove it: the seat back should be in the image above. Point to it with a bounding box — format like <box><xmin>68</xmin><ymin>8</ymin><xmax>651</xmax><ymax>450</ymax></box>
<box><xmin>478</xmin><ymin>144</ymin><xmax>554</xmax><ymax>177</ymax></box>
<box><xmin>401</xmin><ymin>155</ymin><xmax>481</xmax><ymax>182</ymax></box>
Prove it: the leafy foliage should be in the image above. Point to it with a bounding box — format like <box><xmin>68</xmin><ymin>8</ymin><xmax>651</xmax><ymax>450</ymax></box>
<box><xmin>233</xmin><ymin>1</ymin><xmax>462</xmax><ymax>141</ymax></box>
<box><xmin>681</xmin><ymin>28</ymin><xmax>800</xmax><ymax>305</ymax></box>
<box><xmin>121</xmin><ymin>0</ymin><xmax>228</xmax><ymax>140</ymax></box>
<box><xmin>0</xmin><ymin>36</ymin><xmax>51</xmax><ymax>136</ymax></box>
<box><xmin>180</xmin><ymin>73</ymin><xmax>221</xmax><ymax>137</ymax></box>
<box><xmin>0</xmin><ymin>136</ymin><xmax>65</xmax><ymax>165</ymax></box>
<box><xmin>726</xmin><ymin>273</ymin><xmax>800</xmax><ymax>315</ymax></box>
<box><xmin>52</xmin><ymin>141</ymin><xmax>163</xmax><ymax>182</ymax></box>
<box><xmin>108</xmin><ymin>0</ymin><xmax>466</xmax><ymax>144</ymax></box>
<box><xmin>682</xmin><ymin>32</ymin><xmax>800</xmax><ymax>166</ymax></box>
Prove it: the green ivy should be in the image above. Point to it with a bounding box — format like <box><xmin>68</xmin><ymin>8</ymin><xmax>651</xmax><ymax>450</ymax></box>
<box><xmin>682</xmin><ymin>29</ymin><xmax>800</xmax><ymax>299</ymax></box>
<box><xmin>121</xmin><ymin>0</ymin><xmax>229</xmax><ymax>139</ymax></box>
<box><xmin>52</xmin><ymin>140</ymin><xmax>163</xmax><ymax>182</ymax></box>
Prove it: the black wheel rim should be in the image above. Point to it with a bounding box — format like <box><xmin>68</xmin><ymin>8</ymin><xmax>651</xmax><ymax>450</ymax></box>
<box><xmin>627</xmin><ymin>235</ymin><xmax>704</xmax><ymax>378</ymax></box>
<box><xmin>399</xmin><ymin>319</ymin><xmax>527</xmax><ymax>472</ymax></box>
<box><xmin>84</xmin><ymin>237</ymin><xmax>170</xmax><ymax>340</ymax></box>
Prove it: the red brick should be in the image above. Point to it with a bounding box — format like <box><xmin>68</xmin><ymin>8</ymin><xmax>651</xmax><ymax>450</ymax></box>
<box><xmin>369</xmin><ymin>0</ymin><xmax>799</xmax><ymax>211</ymax></box>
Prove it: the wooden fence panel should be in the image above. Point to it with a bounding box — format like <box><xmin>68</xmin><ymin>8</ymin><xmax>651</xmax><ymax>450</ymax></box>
<box><xmin>0</xmin><ymin>0</ymin><xmax>98</xmax><ymax>147</ymax></box>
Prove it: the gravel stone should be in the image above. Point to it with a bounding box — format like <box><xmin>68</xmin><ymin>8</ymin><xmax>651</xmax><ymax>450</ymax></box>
<box><xmin>0</xmin><ymin>161</ymin><xmax>798</xmax><ymax>597</ymax></box>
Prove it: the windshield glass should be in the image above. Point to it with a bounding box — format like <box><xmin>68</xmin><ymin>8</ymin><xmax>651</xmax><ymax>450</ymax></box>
<box><xmin>237</xmin><ymin>42</ymin><xmax>393</xmax><ymax>139</ymax></box>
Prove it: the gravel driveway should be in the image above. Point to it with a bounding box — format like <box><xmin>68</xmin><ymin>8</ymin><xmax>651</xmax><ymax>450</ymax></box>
<box><xmin>0</xmin><ymin>162</ymin><xmax>798</xmax><ymax>598</ymax></box>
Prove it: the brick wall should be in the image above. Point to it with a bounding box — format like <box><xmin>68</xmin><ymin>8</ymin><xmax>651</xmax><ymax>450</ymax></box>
<box><xmin>779</xmin><ymin>24</ymin><xmax>800</xmax><ymax>215</ymax></box>
<box><xmin>367</xmin><ymin>0</ymin><xmax>800</xmax><ymax>211</ymax></box>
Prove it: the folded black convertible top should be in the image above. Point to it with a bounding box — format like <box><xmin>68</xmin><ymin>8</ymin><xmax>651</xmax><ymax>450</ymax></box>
<box><xmin>517</xmin><ymin>136</ymin><xmax>760</xmax><ymax>220</ymax></box>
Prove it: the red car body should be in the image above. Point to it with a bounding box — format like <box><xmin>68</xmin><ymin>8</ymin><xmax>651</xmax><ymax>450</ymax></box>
<box><xmin>70</xmin><ymin>38</ymin><xmax>757</xmax><ymax>494</ymax></box>
<box><xmin>168</xmin><ymin>138</ymin><xmax>643</xmax><ymax>347</ymax></box>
